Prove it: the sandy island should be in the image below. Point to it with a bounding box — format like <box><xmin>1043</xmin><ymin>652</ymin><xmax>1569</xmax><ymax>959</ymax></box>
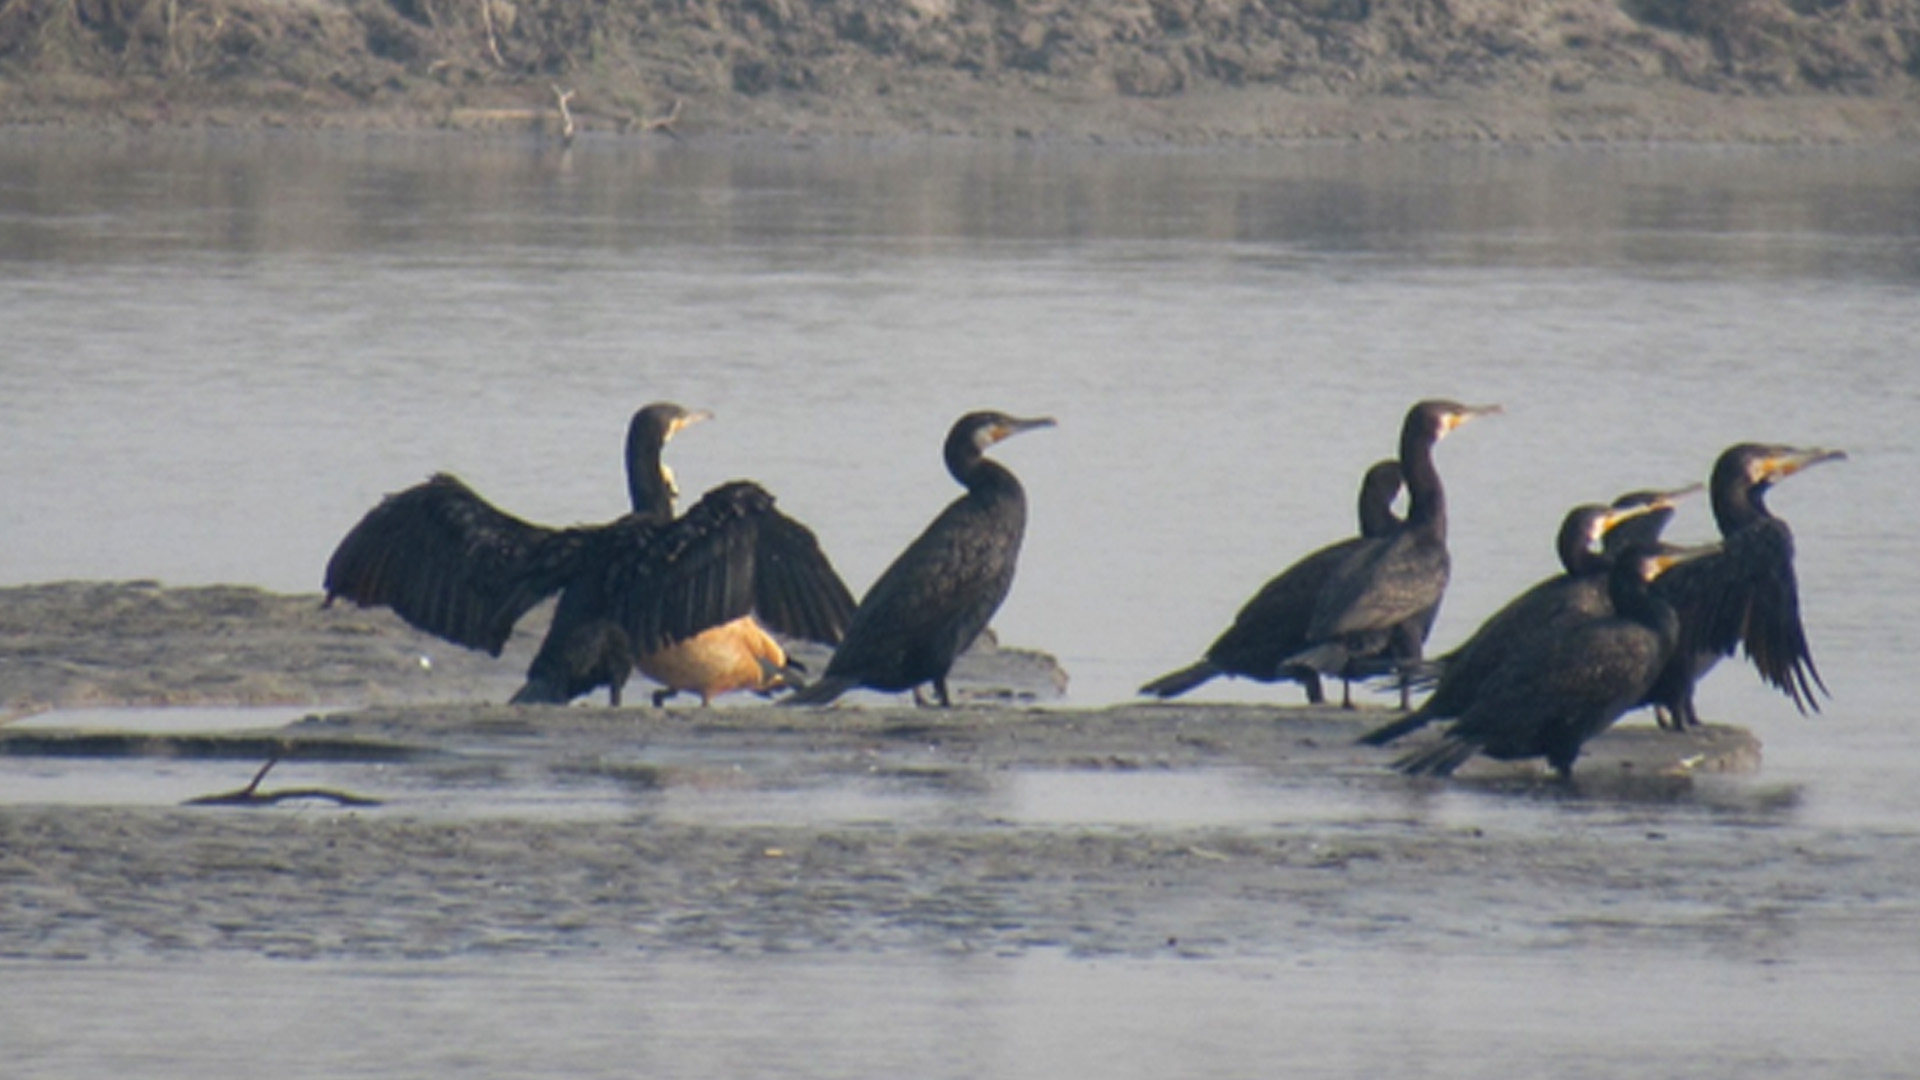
<box><xmin>9</xmin><ymin>580</ymin><xmax>1915</xmax><ymax>968</ymax></box>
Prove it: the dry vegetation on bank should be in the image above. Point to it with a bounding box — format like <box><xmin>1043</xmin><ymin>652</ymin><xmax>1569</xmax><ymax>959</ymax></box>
<box><xmin>1</xmin><ymin>0</ymin><xmax>1916</xmax><ymax>140</ymax></box>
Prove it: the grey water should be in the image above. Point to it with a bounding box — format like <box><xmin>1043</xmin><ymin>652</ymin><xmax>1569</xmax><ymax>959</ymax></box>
<box><xmin>3</xmin><ymin>133</ymin><xmax>1919</xmax><ymax>1075</ymax></box>
<box><xmin>9</xmin><ymin>949</ymin><xmax>1913</xmax><ymax>1080</ymax></box>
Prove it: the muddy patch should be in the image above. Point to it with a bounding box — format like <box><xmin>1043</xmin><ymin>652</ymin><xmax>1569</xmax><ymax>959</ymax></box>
<box><xmin>0</xmin><ymin>580</ymin><xmax>1064</xmax><ymax>719</ymax></box>
<box><xmin>1</xmin><ymin>580</ymin><xmax>1911</xmax><ymax>974</ymax></box>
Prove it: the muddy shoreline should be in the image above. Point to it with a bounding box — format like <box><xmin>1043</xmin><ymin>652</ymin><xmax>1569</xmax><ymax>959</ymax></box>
<box><xmin>10</xmin><ymin>81</ymin><xmax>1920</xmax><ymax>146</ymax></box>
<box><xmin>0</xmin><ymin>697</ymin><xmax>1904</xmax><ymax>966</ymax></box>
<box><xmin>5</xmin><ymin>581</ymin><xmax>1915</xmax><ymax>969</ymax></box>
<box><xmin>0</xmin><ymin>580</ymin><xmax>1068</xmax><ymax>721</ymax></box>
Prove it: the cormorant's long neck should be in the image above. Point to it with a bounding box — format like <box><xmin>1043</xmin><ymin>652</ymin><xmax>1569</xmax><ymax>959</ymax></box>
<box><xmin>1708</xmin><ymin>449</ymin><xmax>1773</xmax><ymax>537</ymax></box>
<box><xmin>1557</xmin><ymin>513</ymin><xmax>1609</xmax><ymax>577</ymax></box>
<box><xmin>951</xmin><ymin>453</ymin><xmax>1024</xmax><ymax>503</ymax></box>
<box><xmin>1399</xmin><ymin>422</ymin><xmax>1446</xmax><ymax>542</ymax></box>
<box><xmin>625</xmin><ymin>431</ymin><xmax>675</xmax><ymax>519</ymax></box>
<box><xmin>1608</xmin><ymin>558</ymin><xmax>1675</xmax><ymax>641</ymax></box>
<box><xmin>1356</xmin><ymin>464</ymin><xmax>1403</xmax><ymax>539</ymax></box>
<box><xmin>1713</xmin><ymin>480</ymin><xmax>1771</xmax><ymax>537</ymax></box>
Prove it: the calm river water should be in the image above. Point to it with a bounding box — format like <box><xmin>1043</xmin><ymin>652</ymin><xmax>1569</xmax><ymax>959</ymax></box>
<box><xmin>2</xmin><ymin>133</ymin><xmax>1918</xmax><ymax>1076</ymax></box>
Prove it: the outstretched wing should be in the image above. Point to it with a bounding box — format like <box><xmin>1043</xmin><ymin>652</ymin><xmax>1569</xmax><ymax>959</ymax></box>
<box><xmin>1737</xmin><ymin>527</ymin><xmax>1827</xmax><ymax>711</ymax></box>
<box><xmin>606</xmin><ymin>481</ymin><xmax>857</xmax><ymax>654</ymax></box>
<box><xmin>749</xmin><ymin>501</ymin><xmax>858</xmax><ymax>645</ymax></box>
<box><xmin>323</xmin><ymin>473</ymin><xmax>571</xmax><ymax>655</ymax></box>
<box><xmin>1654</xmin><ymin>518</ymin><xmax>1825</xmax><ymax>713</ymax></box>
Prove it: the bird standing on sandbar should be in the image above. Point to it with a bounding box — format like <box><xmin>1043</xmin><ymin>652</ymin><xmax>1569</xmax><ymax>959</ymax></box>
<box><xmin>323</xmin><ymin>403</ymin><xmax>856</xmax><ymax>706</ymax></box>
<box><xmin>785</xmin><ymin>410</ymin><xmax>1054</xmax><ymax>708</ymax></box>
<box><xmin>1360</xmin><ymin>484</ymin><xmax>1697</xmax><ymax>748</ymax></box>
<box><xmin>1140</xmin><ymin>459</ymin><xmax>1404</xmax><ymax>706</ymax></box>
<box><xmin>1280</xmin><ymin>399</ymin><xmax>1501</xmax><ymax>708</ymax></box>
<box><xmin>1392</xmin><ymin>542</ymin><xmax>1710</xmax><ymax>780</ymax></box>
<box><xmin>1645</xmin><ymin>442</ymin><xmax>1845</xmax><ymax>729</ymax></box>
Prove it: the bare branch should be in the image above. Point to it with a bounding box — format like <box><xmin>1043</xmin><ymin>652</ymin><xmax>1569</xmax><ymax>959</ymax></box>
<box><xmin>640</xmin><ymin>97</ymin><xmax>683</xmax><ymax>139</ymax></box>
<box><xmin>185</xmin><ymin>756</ymin><xmax>382</xmax><ymax>808</ymax></box>
<box><xmin>480</xmin><ymin>0</ymin><xmax>505</xmax><ymax>69</ymax></box>
<box><xmin>551</xmin><ymin>83</ymin><xmax>577</xmax><ymax>144</ymax></box>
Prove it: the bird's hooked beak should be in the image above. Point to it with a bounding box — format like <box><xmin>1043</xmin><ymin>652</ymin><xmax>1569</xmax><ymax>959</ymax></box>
<box><xmin>988</xmin><ymin>415</ymin><xmax>1057</xmax><ymax>445</ymax></box>
<box><xmin>1620</xmin><ymin>482</ymin><xmax>1705</xmax><ymax>513</ymax></box>
<box><xmin>1439</xmin><ymin>403</ymin><xmax>1502</xmax><ymax>437</ymax></box>
<box><xmin>1759</xmin><ymin>445</ymin><xmax>1846</xmax><ymax>484</ymax></box>
<box><xmin>1594</xmin><ymin>481</ymin><xmax>1703</xmax><ymax>542</ymax></box>
<box><xmin>1592</xmin><ymin>498</ymin><xmax>1664</xmax><ymax>543</ymax></box>
<box><xmin>666</xmin><ymin>409</ymin><xmax>715</xmax><ymax>442</ymax></box>
<box><xmin>1643</xmin><ymin>541</ymin><xmax>1721</xmax><ymax>580</ymax></box>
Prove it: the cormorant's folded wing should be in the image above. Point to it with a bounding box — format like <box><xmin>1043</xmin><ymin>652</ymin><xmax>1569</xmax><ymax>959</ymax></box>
<box><xmin>1309</xmin><ymin>535</ymin><xmax>1448</xmax><ymax>641</ymax></box>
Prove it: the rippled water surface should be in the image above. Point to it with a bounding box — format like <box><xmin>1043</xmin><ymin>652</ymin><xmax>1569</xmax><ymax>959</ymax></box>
<box><xmin>12</xmin><ymin>949</ymin><xmax>1916</xmax><ymax>1080</ymax></box>
<box><xmin>3</xmin><ymin>133</ymin><xmax>1919</xmax><ymax>1076</ymax></box>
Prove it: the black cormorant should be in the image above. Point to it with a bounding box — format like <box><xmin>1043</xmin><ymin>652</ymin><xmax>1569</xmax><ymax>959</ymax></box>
<box><xmin>1393</xmin><ymin>542</ymin><xmax>1709</xmax><ymax>779</ymax></box>
<box><xmin>1602</xmin><ymin>485</ymin><xmax>1698</xmax><ymax>558</ymax></box>
<box><xmin>1140</xmin><ymin>459</ymin><xmax>1404</xmax><ymax>705</ymax></box>
<box><xmin>1645</xmin><ymin>442</ymin><xmax>1845</xmax><ymax>729</ymax></box>
<box><xmin>1359</xmin><ymin>484</ymin><xmax>1696</xmax><ymax>747</ymax></box>
<box><xmin>323</xmin><ymin>403</ymin><xmax>856</xmax><ymax>706</ymax></box>
<box><xmin>1281</xmin><ymin>399</ymin><xmax>1501</xmax><ymax>707</ymax></box>
<box><xmin>784</xmin><ymin>410</ymin><xmax>1054</xmax><ymax>707</ymax></box>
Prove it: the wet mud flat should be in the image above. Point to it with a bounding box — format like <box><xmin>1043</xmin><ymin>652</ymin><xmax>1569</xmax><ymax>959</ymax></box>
<box><xmin>6</xmin><ymin>586</ymin><xmax>1920</xmax><ymax>1076</ymax></box>
<box><xmin>4</xmin><ymin>697</ymin><xmax>1913</xmax><ymax>965</ymax></box>
<box><xmin>0</xmin><ymin>581</ymin><xmax>1914</xmax><ymax>972</ymax></box>
<box><xmin>0</xmin><ymin>580</ymin><xmax>1066</xmax><ymax>719</ymax></box>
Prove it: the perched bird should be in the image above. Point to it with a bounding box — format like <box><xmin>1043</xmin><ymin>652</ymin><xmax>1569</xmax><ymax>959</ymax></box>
<box><xmin>1645</xmin><ymin>443</ymin><xmax>1845</xmax><ymax>729</ymax></box>
<box><xmin>1393</xmin><ymin>543</ymin><xmax>1710</xmax><ymax>779</ymax></box>
<box><xmin>1140</xmin><ymin>459</ymin><xmax>1404</xmax><ymax>706</ymax></box>
<box><xmin>1359</xmin><ymin>484</ymin><xmax>1696</xmax><ymax>747</ymax></box>
<box><xmin>1281</xmin><ymin>399</ymin><xmax>1501</xmax><ymax>707</ymax></box>
<box><xmin>323</xmin><ymin>403</ymin><xmax>856</xmax><ymax>706</ymax></box>
<box><xmin>1601</xmin><ymin>485</ymin><xmax>1698</xmax><ymax>559</ymax></box>
<box><xmin>784</xmin><ymin>410</ymin><xmax>1054</xmax><ymax>708</ymax></box>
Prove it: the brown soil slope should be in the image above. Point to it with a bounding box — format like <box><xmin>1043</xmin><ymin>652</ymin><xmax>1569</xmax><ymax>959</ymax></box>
<box><xmin>1</xmin><ymin>0</ymin><xmax>1917</xmax><ymax>139</ymax></box>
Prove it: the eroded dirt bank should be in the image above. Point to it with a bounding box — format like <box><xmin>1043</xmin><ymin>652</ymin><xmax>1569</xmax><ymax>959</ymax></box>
<box><xmin>2</xmin><ymin>0</ymin><xmax>1917</xmax><ymax>141</ymax></box>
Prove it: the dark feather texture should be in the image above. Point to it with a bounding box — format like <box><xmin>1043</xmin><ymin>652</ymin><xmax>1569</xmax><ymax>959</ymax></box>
<box><xmin>1393</xmin><ymin>546</ymin><xmax>1687</xmax><ymax>779</ymax></box>
<box><xmin>1644</xmin><ymin>443</ymin><xmax>1841</xmax><ymax>727</ymax></box>
<box><xmin>787</xmin><ymin>410</ymin><xmax>1053</xmax><ymax>707</ymax></box>
<box><xmin>324</xmin><ymin>473</ymin><xmax>562</xmax><ymax>656</ymax></box>
<box><xmin>1140</xmin><ymin>459</ymin><xmax>1402</xmax><ymax>705</ymax></box>
<box><xmin>324</xmin><ymin>404</ymin><xmax>856</xmax><ymax>705</ymax></box>
<box><xmin>1283</xmin><ymin>400</ymin><xmax>1500</xmax><ymax>701</ymax></box>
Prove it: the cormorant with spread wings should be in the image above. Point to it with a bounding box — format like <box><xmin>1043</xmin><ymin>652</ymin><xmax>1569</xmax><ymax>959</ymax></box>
<box><xmin>323</xmin><ymin>403</ymin><xmax>856</xmax><ymax>706</ymax></box>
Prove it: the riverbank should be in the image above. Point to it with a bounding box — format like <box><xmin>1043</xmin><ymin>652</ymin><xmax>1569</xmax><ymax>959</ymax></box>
<box><xmin>3</xmin><ymin>0</ymin><xmax>1917</xmax><ymax>143</ymax></box>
